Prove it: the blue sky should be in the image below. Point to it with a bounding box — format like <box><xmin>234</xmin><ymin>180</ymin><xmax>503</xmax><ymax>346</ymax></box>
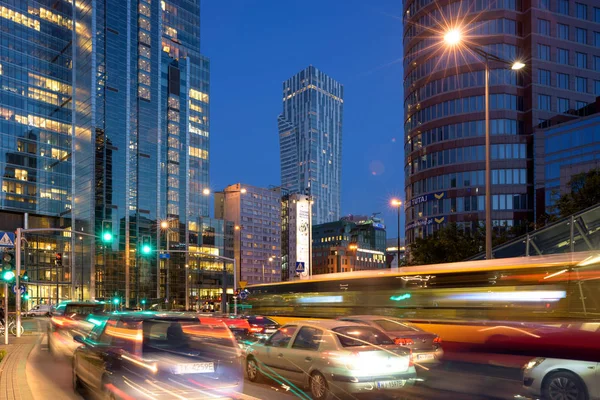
<box><xmin>201</xmin><ymin>0</ymin><xmax>405</xmax><ymax>237</ymax></box>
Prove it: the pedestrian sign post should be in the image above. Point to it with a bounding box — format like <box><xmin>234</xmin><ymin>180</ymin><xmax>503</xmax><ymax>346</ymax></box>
<box><xmin>239</xmin><ymin>290</ymin><xmax>248</xmax><ymax>300</ymax></box>
<box><xmin>11</xmin><ymin>284</ymin><xmax>25</xmax><ymax>295</ymax></box>
<box><xmin>0</xmin><ymin>232</ymin><xmax>15</xmax><ymax>248</ymax></box>
<box><xmin>239</xmin><ymin>281</ymin><xmax>247</xmax><ymax>290</ymax></box>
<box><xmin>295</xmin><ymin>261</ymin><xmax>305</xmax><ymax>274</ymax></box>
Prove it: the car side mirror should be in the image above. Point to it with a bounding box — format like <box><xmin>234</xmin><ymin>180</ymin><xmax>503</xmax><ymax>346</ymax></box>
<box><xmin>73</xmin><ymin>335</ymin><xmax>85</xmax><ymax>344</ymax></box>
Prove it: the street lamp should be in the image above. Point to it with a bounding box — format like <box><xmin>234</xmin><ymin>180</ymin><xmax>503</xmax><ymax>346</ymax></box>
<box><xmin>390</xmin><ymin>198</ymin><xmax>402</xmax><ymax>267</ymax></box>
<box><xmin>442</xmin><ymin>27</ymin><xmax>525</xmax><ymax>260</ymax></box>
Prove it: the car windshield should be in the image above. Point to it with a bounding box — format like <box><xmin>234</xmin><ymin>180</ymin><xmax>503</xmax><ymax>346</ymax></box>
<box><xmin>333</xmin><ymin>326</ymin><xmax>394</xmax><ymax>347</ymax></box>
<box><xmin>64</xmin><ymin>304</ymin><xmax>104</xmax><ymax>319</ymax></box>
<box><xmin>374</xmin><ymin>319</ymin><xmax>420</xmax><ymax>332</ymax></box>
<box><xmin>247</xmin><ymin>316</ymin><xmax>277</xmax><ymax>326</ymax></box>
<box><xmin>142</xmin><ymin>318</ymin><xmax>237</xmax><ymax>352</ymax></box>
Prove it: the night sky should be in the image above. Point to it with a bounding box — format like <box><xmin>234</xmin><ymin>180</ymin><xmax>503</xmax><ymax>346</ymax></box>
<box><xmin>201</xmin><ymin>0</ymin><xmax>405</xmax><ymax>238</ymax></box>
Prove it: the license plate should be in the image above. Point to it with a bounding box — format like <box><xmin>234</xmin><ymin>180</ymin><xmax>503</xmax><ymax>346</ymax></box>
<box><xmin>377</xmin><ymin>380</ymin><xmax>406</xmax><ymax>389</ymax></box>
<box><xmin>174</xmin><ymin>362</ymin><xmax>215</xmax><ymax>374</ymax></box>
<box><xmin>417</xmin><ymin>353</ymin><xmax>435</xmax><ymax>361</ymax></box>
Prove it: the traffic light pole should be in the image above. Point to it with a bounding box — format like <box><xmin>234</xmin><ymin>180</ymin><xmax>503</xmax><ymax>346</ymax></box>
<box><xmin>15</xmin><ymin>228</ymin><xmax>21</xmax><ymax>338</ymax></box>
<box><xmin>4</xmin><ymin>284</ymin><xmax>8</xmax><ymax>345</ymax></box>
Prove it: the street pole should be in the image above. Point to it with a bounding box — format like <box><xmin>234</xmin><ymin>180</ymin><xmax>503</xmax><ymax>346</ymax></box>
<box><xmin>166</xmin><ymin>232</ymin><xmax>170</xmax><ymax>308</ymax></box>
<box><xmin>184</xmin><ymin>264</ymin><xmax>189</xmax><ymax>311</ymax></box>
<box><xmin>484</xmin><ymin>55</ymin><xmax>492</xmax><ymax>260</ymax></box>
<box><xmin>397</xmin><ymin>206</ymin><xmax>401</xmax><ymax>267</ymax></box>
<box><xmin>15</xmin><ymin>228</ymin><xmax>21</xmax><ymax>338</ymax></box>
<box><xmin>262</xmin><ymin>264</ymin><xmax>264</xmax><ymax>282</ymax></box>
<box><xmin>80</xmin><ymin>237</ymin><xmax>83</xmax><ymax>301</ymax></box>
<box><xmin>308</xmin><ymin>194</ymin><xmax>313</xmax><ymax>278</ymax></box>
<box><xmin>4</xmin><ymin>284</ymin><xmax>8</xmax><ymax>344</ymax></box>
<box><xmin>233</xmin><ymin>259</ymin><xmax>238</xmax><ymax>315</ymax></box>
<box><xmin>221</xmin><ymin>260</ymin><xmax>227</xmax><ymax>314</ymax></box>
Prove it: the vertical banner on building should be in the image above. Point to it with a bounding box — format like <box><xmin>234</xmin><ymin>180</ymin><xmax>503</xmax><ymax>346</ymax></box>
<box><xmin>296</xmin><ymin>199</ymin><xmax>310</xmax><ymax>279</ymax></box>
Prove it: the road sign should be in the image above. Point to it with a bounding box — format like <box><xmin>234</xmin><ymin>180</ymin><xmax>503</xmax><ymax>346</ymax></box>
<box><xmin>0</xmin><ymin>232</ymin><xmax>15</xmax><ymax>248</ymax></box>
<box><xmin>11</xmin><ymin>285</ymin><xmax>25</xmax><ymax>295</ymax></box>
<box><xmin>239</xmin><ymin>290</ymin><xmax>248</xmax><ymax>300</ymax></box>
<box><xmin>159</xmin><ymin>253</ymin><xmax>170</xmax><ymax>259</ymax></box>
<box><xmin>295</xmin><ymin>261</ymin><xmax>305</xmax><ymax>273</ymax></box>
<box><xmin>239</xmin><ymin>281</ymin><xmax>248</xmax><ymax>290</ymax></box>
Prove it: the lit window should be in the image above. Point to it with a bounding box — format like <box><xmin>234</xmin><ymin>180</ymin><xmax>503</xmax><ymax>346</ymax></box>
<box><xmin>138</xmin><ymin>85</ymin><xmax>150</xmax><ymax>100</ymax></box>
<box><xmin>1</xmin><ymin>6</ymin><xmax>40</xmax><ymax>31</ymax></box>
<box><xmin>138</xmin><ymin>58</ymin><xmax>151</xmax><ymax>72</ymax></box>
<box><xmin>189</xmin><ymin>146</ymin><xmax>208</xmax><ymax>159</ymax></box>
<box><xmin>138</xmin><ymin>16</ymin><xmax>150</xmax><ymax>31</ymax></box>
<box><xmin>139</xmin><ymin>3</ymin><xmax>151</xmax><ymax>17</ymax></box>
<box><xmin>51</xmin><ymin>148</ymin><xmax>68</xmax><ymax>160</ymax></box>
<box><xmin>138</xmin><ymin>72</ymin><xmax>150</xmax><ymax>86</ymax></box>
<box><xmin>165</xmin><ymin>26</ymin><xmax>177</xmax><ymax>38</ymax></box>
<box><xmin>139</xmin><ymin>31</ymin><xmax>151</xmax><ymax>46</ymax></box>
<box><xmin>138</xmin><ymin>45</ymin><xmax>151</xmax><ymax>58</ymax></box>
<box><xmin>189</xmin><ymin>88</ymin><xmax>209</xmax><ymax>103</ymax></box>
<box><xmin>14</xmin><ymin>169</ymin><xmax>28</xmax><ymax>181</ymax></box>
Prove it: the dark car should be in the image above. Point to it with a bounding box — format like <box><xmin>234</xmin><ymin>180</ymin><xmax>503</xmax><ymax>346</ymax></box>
<box><xmin>339</xmin><ymin>315</ymin><xmax>443</xmax><ymax>366</ymax></box>
<box><xmin>72</xmin><ymin>312</ymin><xmax>244</xmax><ymax>399</ymax></box>
<box><xmin>242</xmin><ymin>315</ymin><xmax>280</xmax><ymax>339</ymax></box>
<box><xmin>48</xmin><ymin>301</ymin><xmax>106</xmax><ymax>357</ymax></box>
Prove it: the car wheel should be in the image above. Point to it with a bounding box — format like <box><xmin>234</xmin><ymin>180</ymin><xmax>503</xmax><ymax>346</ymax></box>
<box><xmin>310</xmin><ymin>371</ymin><xmax>331</xmax><ymax>400</ymax></box>
<box><xmin>246</xmin><ymin>357</ymin><xmax>263</xmax><ymax>383</ymax></box>
<box><xmin>542</xmin><ymin>371</ymin><xmax>588</xmax><ymax>400</ymax></box>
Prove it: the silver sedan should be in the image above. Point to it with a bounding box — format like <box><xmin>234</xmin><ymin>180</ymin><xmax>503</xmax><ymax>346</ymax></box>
<box><xmin>246</xmin><ymin>319</ymin><xmax>417</xmax><ymax>400</ymax></box>
<box><xmin>523</xmin><ymin>357</ymin><xmax>599</xmax><ymax>400</ymax></box>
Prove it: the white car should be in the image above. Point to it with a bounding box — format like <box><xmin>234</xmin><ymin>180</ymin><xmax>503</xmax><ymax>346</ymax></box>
<box><xmin>26</xmin><ymin>304</ymin><xmax>52</xmax><ymax>317</ymax></box>
<box><xmin>523</xmin><ymin>357</ymin><xmax>599</xmax><ymax>400</ymax></box>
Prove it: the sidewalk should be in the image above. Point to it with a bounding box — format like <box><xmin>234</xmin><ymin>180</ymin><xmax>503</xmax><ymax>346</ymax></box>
<box><xmin>0</xmin><ymin>334</ymin><xmax>41</xmax><ymax>400</ymax></box>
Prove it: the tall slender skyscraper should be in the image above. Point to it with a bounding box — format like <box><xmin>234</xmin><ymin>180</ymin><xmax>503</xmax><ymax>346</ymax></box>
<box><xmin>278</xmin><ymin>66</ymin><xmax>344</xmax><ymax>225</ymax></box>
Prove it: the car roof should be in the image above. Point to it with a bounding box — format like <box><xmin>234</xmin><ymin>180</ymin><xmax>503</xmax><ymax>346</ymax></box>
<box><xmin>341</xmin><ymin>315</ymin><xmax>401</xmax><ymax>322</ymax></box>
<box><xmin>283</xmin><ymin>319</ymin><xmax>371</xmax><ymax>330</ymax></box>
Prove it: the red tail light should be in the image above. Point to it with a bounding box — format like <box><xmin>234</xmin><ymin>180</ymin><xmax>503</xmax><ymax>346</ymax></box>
<box><xmin>249</xmin><ymin>325</ymin><xmax>263</xmax><ymax>333</ymax></box>
<box><xmin>408</xmin><ymin>348</ymin><xmax>414</xmax><ymax>367</ymax></box>
<box><xmin>394</xmin><ymin>337</ymin><xmax>414</xmax><ymax>346</ymax></box>
<box><xmin>433</xmin><ymin>336</ymin><xmax>442</xmax><ymax>344</ymax></box>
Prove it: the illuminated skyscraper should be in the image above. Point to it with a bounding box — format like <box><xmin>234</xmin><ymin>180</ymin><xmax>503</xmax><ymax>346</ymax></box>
<box><xmin>403</xmin><ymin>0</ymin><xmax>600</xmax><ymax>248</ymax></box>
<box><xmin>278</xmin><ymin>66</ymin><xmax>344</xmax><ymax>225</ymax></box>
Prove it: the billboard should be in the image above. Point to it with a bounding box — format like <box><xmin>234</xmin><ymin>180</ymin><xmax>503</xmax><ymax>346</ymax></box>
<box><xmin>296</xmin><ymin>198</ymin><xmax>310</xmax><ymax>278</ymax></box>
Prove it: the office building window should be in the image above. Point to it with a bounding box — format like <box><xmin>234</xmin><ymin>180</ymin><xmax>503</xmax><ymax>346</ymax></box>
<box><xmin>576</xmin><ymin>52</ymin><xmax>587</xmax><ymax>69</ymax></box>
<box><xmin>538</xmin><ymin>69</ymin><xmax>551</xmax><ymax>85</ymax></box>
<box><xmin>595</xmin><ymin>32</ymin><xmax>600</xmax><ymax>47</ymax></box>
<box><xmin>538</xmin><ymin>44</ymin><xmax>551</xmax><ymax>61</ymax></box>
<box><xmin>576</xmin><ymin>76</ymin><xmax>587</xmax><ymax>93</ymax></box>
<box><xmin>576</xmin><ymin>101</ymin><xmax>588</xmax><ymax>109</ymax></box>
<box><xmin>576</xmin><ymin>3</ymin><xmax>587</xmax><ymax>20</ymax></box>
<box><xmin>557</xmin><ymin>23</ymin><xmax>569</xmax><ymax>40</ymax></box>
<box><xmin>538</xmin><ymin>19</ymin><xmax>550</xmax><ymax>36</ymax></box>
<box><xmin>558</xmin><ymin>48</ymin><xmax>569</xmax><ymax>65</ymax></box>
<box><xmin>595</xmin><ymin>7</ymin><xmax>600</xmax><ymax>23</ymax></box>
<box><xmin>538</xmin><ymin>94</ymin><xmax>551</xmax><ymax>111</ymax></box>
<box><xmin>595</xmin><ymin>80</ymin><xmax>600</xmax><ymax>96</ymax></box>
<box><xmin>539</xmin><ymin>0</ymin><xmax>549</xmax><ymax>10</ymax></box>
<box><xmin>595</xmin><ymin>56</ymin><xmax>600</xmax><ymax>71</ymax></box>
<box><xmin>576</xmin><ymin>28</ymin><xmax>587</xmax><ymax>44</ymax></box>
<box><xmin>558</xmin><ymin>0</ymin><xmax>569</xmax><ymax>15</ymax></box>
<box><xmin>558</xmin><ymin>97</ymin><xmax>569</xmax><ymax>113</ymax></box>
<box><xmin>557</xmin><ymin>73</ymin><xmax>569</xmax><ymax>89</ymax></box>
<box><xmin>575</xmin><ymin>3</ymin><xmax>587</xmax><ymax>19</ymax></box>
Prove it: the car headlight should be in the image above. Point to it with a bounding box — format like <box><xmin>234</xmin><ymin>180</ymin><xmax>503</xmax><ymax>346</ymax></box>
<box><xmin>524</xmin><ymin>358</ymin><xmax>545</xmax><ymax>370</ymax></box>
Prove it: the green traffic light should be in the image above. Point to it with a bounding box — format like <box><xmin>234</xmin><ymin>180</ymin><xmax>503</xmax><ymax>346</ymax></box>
<box><xmin>102</xmin><ymin>232</ymin><xmax>113</xmax><ymax>243</ymax></box>
<box><xmin>2</xmin><ymin>270</ymin><xmax>15</xmax><ymax>281</ymax></box>
<box><xmin>23</xmin><ymin>293</ymin><xmax>30</xmax><ymax>300</ymax></box>
<box><xmin>141</xmin><ymin>299</ymin><xmax>146</xmax><ymax>305</ymax></box>
<box><xmin>112</xmin><ymin>297</ymin><xmax>120</xmax><ymax>305</ymax></box>
<box><xmin>142</xmin><ymin>244</ymin><xmax>151</xmax><ymax>254</ymax></box>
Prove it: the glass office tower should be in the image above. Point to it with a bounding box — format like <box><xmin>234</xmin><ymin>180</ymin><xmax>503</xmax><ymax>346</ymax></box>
<box><xmin>403</xmin><ymin>0</ymin><xmax>600</xmax><ymax>248</ymax></box>
<box><xmin>278</xmin><ymin>66</ymin><xmax>344</xmax><ymax>225</ymax></box>
<box><xmin>0</xmin><ymin>1</ymin><xmax>217</xmax><ymax>308</ymax></box>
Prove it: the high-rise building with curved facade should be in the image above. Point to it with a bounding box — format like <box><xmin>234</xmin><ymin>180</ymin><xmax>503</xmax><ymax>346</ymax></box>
<box><xmin>403</xmin><ymin>0</ymin><xmax>600</xmax><ymax>249</ymax></box>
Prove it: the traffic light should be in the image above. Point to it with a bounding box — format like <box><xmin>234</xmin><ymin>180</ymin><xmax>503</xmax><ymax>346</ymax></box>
<box><xmin>101</xmin><ymin>220</ymin><xmax>113</xmax><ymax>243</ymax></box>
<box><xmin>112</xmin><ymin>297</ymin><xmax>120</xmax><ymax>305</ymax></box>
<box><xmin>22</xmin><ymin>292</ymin><xmax>30</xmax><ymax>301</ymax></box>
<box><xmin>55</xmin><ymin>253</ymin><xmax>62</xmax><ymax>266</ymax></box>
<box><xmin>21</xmin><ymin>271</ymin><xmax>28</xmax><ymax>281</ymax></box>
<box><xmin>2</xmin><ymin>252</ymin><xmax>15</xmax><ymax>282</ymax></box>
<box><xmin>140</xmin><ymin>299</ymin><xmax>146</xmax><ymax>305</ymax></box>
<box><xmin>141</xmin><ymin>236</ymin><xmax>152</xmax><ymax>255</ymax></box>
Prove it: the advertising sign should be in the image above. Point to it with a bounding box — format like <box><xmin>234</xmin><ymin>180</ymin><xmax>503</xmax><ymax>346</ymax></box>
<box><xmin>296</xmin><ymin>199</ymin><xmax>310</xmax><ymax>278</ymax></box>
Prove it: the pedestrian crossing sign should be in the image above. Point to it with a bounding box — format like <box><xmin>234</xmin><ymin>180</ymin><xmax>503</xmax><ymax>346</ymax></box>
<box><xmin>0</xmin><ymin>232</ymin><xmax>15</xmax><ymax>248</ymax></box>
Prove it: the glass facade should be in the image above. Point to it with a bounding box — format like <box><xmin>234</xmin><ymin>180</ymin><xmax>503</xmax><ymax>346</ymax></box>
<box><xmin>403</xmin><ymin>0</ymin><xmax>600</xmax><ymax>248</ymax></box>
<box><xmin>540</xmin><ymin>113</ymin><xmax>600</xmax><ymax>214</ymax></box>
<box><xmin>0</xmin><ymin>1</ymin><xmax>217</xmax><ymax>309</ymax></box>
<box><xmin>278</xmin><ymin>66</ymin><xmax>343</xmax><ymax>224</ymax></box>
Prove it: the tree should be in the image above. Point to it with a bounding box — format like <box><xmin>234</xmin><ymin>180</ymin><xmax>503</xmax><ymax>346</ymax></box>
<box><xmin>555</xmin><ymin>169</ymin><xmax>600</xmax><ymax>217</ymax></box>
<box><xmin>409</xmin><ymin>223</ymin><xmax>479</xmax><ymax>265</ymax></box>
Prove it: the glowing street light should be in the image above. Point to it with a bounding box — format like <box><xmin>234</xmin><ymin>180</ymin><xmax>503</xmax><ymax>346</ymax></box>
<box><xmin>443</xmin><ymin>28</ymin><xmax>462</xmax><ymax>46</ymax></box>
<box><xmin>440</xmin><ymin>27</ymin><xmax>525</xmax><ymax>260</ymax></box>
<box><xmin>390</xmin><ymin>198</ymin><xmax>402</xmax><ymax>266</ymax></box>
<box><xmin>202</xmin><ymin>188</ymin><xmax>210</xmax><ymax>195</ymax></box>
<box><xmin>160</xmin><ymin>220</ymin><xmax>169</xmax><ymax>229</ymax></box>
